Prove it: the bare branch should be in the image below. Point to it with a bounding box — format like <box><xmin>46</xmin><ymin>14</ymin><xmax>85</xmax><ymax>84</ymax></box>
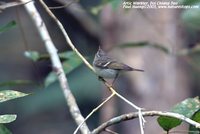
<box><xmin>105</xmin><ymin>129</ymin><xmax>119</xmax><ymax>134</ymax></box>
<box><xmin>19</xmin><ymin>0</ymin><xmax>90</xmax><ymax>133</ymax></box>
<box><xmin>48</xmin><ymin>0</ymin><xmax>78</xmax><ymax>9</ymax></box>
<box><xmin>92</xmin><ymin>111</ymin><xmax>200</xmax><ymax>134</ymax></box>
<box><xmin>0</xmin><ymin>1</ymin><xmax>32</xmax><ymax>11</ymax></box>
<box><xmin>73</xmin><ymin>93</ymin><xmax>115</xmax><ymax>134</ymax></box>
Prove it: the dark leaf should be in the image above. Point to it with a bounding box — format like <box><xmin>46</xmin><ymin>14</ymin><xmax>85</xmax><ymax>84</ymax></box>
<box><xmin>110</xmin><ymin>0</ymin><xmax>121</xmax><ymax>9</ymax></box>
<box><xmin>189</xmin><ymin>110</ymin><xmax>200</xmax><ymax>134</ymax></box>
<box><xmin>0</xmin><ymin>124</ymin><xmax>12</xmax><ymax>134</ymax></box>
<box><xmin>178</xmin><ymin>0</ymin><xmax>200</xmax><ymax>5</ymax></box>
<box><xmin>0</xmin><ymin>80</ymin><xmax>33</xmax><ymax>87</ymax></box>
<box><xmin>0</xmin><ymin>21</ymin><xmax>16</xmax><ymax>33</ymax></box>
<box><xmin>44</xmin><ymin>54</ymin><xmax>83</xmax><ymax>87</ymax></box>
<box><xmin>58</xmin><ymin>51</ymin><xmax>76</xmax><ymax>60</ymax></box>
<box><xmin>181</xmin><ymin>4</ymin><xmax>200</xmax><ymax>30</ymax></box>
<box><xmin>62</xmin><ymin>56</ymin><xmax>83</xmax><ymax>74</ymax></box>
<box><xmin>44</xmin><ymin>72</ymin><xmax>57</xmax><ymax>87</ymax></box>
<box><xmin>157</xmin><ymin>97</ymin><xmax>200</xmax><ymax>131</ymax></box>
<box><xmin>24</xmin><ymin>51</ymin><xmax>76</xmax><ymax>61</ymax></box>
<box><xmin>157</xmin><ymin>116</ymin><xmax>181</xmax><ymax>132</ymax></box>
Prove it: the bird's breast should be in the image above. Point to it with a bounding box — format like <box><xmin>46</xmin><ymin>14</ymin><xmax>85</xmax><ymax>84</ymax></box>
<box><xmin>94</xmin><ymin>66</ymin><xmax>118</xmax><ymax>78</ymax></box>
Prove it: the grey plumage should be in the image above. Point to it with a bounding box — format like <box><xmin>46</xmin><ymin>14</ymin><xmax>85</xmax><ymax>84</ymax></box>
<box><xmin>93</xmin><ymin>47</ymin><xmax>143</xmax><ymax>84</ymax></box>
<box><xmin>93</xmin><ymin>47</ymin><xmax>144</xmax><ymax>72</ymax></box>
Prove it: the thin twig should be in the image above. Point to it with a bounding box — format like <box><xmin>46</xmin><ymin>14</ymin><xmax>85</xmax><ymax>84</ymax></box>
<box><xmin>0</xmin><ymin>0</ymin><xmax>32</xmax><ymax>11</ymax></box>
<box><xmin>105</xmin><ymin>128</ymin><xmax>119</xmax><ymax>134</ymax></box>
<box><xmin>73</xmin><ymin>93</ymin><xmax>115</xmax><ymax>134</ymax></box>
<box><xmin>39</xmin><ymin>0</ymin><xmax>95</xmax><ymax>72</ymax></box>
<box><xmin>100</xmin><ymin>78</ymin><xmax>145</xmax><ymax>134</ymax></box>
<box><xmin>48</xmin><ymin>0</ymin><xmax>78</xmax><ymax>9</ymax></box>
<box><xmin>20</xmin><ymin>0</ymin><xmax>90</xmax><ymax>133</ymax></box>
<box><xmin>169</xmin><ymin>130</ymin><xmax>200</xmax><ymax>134</ymax></box>
<box><xmin>92</xmin><ymin>111</ymin><xmax>200</xmax><ymax>134</ymax></box>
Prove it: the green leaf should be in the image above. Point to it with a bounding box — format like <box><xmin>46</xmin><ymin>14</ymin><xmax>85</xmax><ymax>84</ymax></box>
<box><xmin>157</xmin><ymin>116</ymin><xmax>181</xmax><ymax>132</ymax></box>
<box><xmin>58</xmin><ymin>51</ymin><xmax>76</xmax><ymax>59</ymax></box>
<box><xmin>62</xmin><ymin>56</ymin><xmax>83</xmax><ymax>74</ymax></box>
<box><xmin>103</xmin><ymin>0</ymin><xmax>121</xmax><ymax>9</ymax></box>
<box><xmin>181</xmin><ymin>4</ymin><xmax>200</xmax><ymax>30</ymax></box>
<box><xmin>90</xmin><ymin>0</ymin><xmax>120</xmax><ymax>15</ymax></box>
<box><xmin>44</xmin><ymin>72</ymin><xmax>57</xmax><ymax>87</ymax></box>
<box><xmin>0</xmin><ymin>115</ymin><xmax>17</xmax><ymax>124</ymax></box>
<box><xmin>109</xmin><ymin>0</ymin><xmax>121</xmax><ymax>9</ymax></box>
<box><xmin>157</xmin><ymin>97</ymin><xmax>200</xmax><ymax>131</ymax></box>
<box><xmin>171</xmin><ymin>97</ymin><xmax>200</xmax><ymax>117</ymax></box>
<box><xmin>119</xmin><ymin>42</ymin><xmax>169</xmax><ymax>54</ymax></box>
<box><xmin>24</xmin><ymin>51</ymin><xmax>40</xmax><ymax>62</ymax></box>
<box><xmin>44</xmin><ymin>54</ymin><xmax>83</xmax><ymax>87</ymax></box>
<box><xmin>24</xmin><ymin>51</ymin><xmax>76</xmax><ymax>61</ymax></box>
<box><xmin>91</xmin><ymin>5</ymin><xmax>104</xmax><ymax>15</ymax></box>
<box><xmin>0</xmin><ymin>80</ymin><xmax>33</xmax><ymax>87</ymax></box>
<box><xmin>0</xmin><ymin>90</ymin><xmax>28</xmax><ymax>103</ymax></box>
<box><xmin>189</xmin><ymin>110</ymin><xmax>200</xmax><ymax>134</ymax></box>
<box><xmin>178</xmin><ymin>0</ymin><xmax>200</xmax><ymax>5</ymax></box>
<box><xmin>0</xmin><ymin>125</ymin><xmax>12</xmax><ymax>134</ymax></box>
<box><xmin>0</xmin><ymin>21</ymin><xmax>16</xmax><ymax>33</ymax></box>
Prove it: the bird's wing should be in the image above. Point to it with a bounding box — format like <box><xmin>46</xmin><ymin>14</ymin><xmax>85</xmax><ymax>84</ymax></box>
<box><xmin>107</xmin><ymin>61</ymin><xmax>133</xmax><ymax>70</ymax></box>
<box><xmin>94</xmin><ymin>59</ymin><xmax>143</xmax><ymax>71</ymax></box>
<box><xmin>95</xmin><ymin>59</ymin><xmax>133</xmax><ymax>70</ymax></box>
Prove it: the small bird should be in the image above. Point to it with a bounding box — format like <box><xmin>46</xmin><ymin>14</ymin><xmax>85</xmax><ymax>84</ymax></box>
<box><xmin>93</xmin><ymin>47</ymin><xmax>144</xmax><ymax>84</ymax></box>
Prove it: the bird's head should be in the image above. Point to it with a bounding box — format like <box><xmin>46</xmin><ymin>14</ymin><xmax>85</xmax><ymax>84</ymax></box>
<box><xmin>96</xmin><ymin>46</ymin><xmax>106</xmax><ymax>58</ymax></box>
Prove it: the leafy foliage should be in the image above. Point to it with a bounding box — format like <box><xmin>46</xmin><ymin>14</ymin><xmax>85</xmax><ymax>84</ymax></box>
<box><xmin>0</xmin><ymin>125</ymin><xmax>12</xmax><ymax>134</ymax></box>
<box><xmin>91</xmin><ymin>0</ymin><xmax>121</xmax><ymax>15</ymax></box>
<box><xmin>157</xmin><ymin>97</ymin><xmax>200</xmax><ymax>132</ymax></box>
<box><xmin>24</xmin><ymin>50</ymin><xmax>84</xmax><ymax>86</ymax></box>
<box><xmin>181</xmin><ymin>4</ymin><xmax>200</xmax><ymax>30</ymax></box>
<box><xmin>0</xmin><ymin>115</ymin><xmax>17</xmax><ymax>124</ymax></box>
<box><xmin>24</xmin><ymin>51</ymin><xmax>40</xmax><ymax>62</ymax></box>
<box><xmin>189</xmin><ymin>110</ymin><xmax>200</xmax><ymax>134</ymax></box>
<box><xmin>0</xmin><ymin>80</ymin><xmax>33</xmax><ymax>88</ymax></box>
<box><xmin>0</xmin><ymin>90</ymin><xmax>28</xmax><ymax>103</ymax></box>
<box><xmin>178</xmin><ymin>0</ymin><xmax>200</xmax><ymax>6</ymax></box>
<box><xmin>24</xmin><ymin>51</ymin><xmax>77</xmax><ymax>61</ymax></box>
<box><xmin>180</xmin><ymin>0</ymin><xmax>200</xmax><ymax>30</ymax></box>
<box><xmin>0</xmin><ymin>21</ymin><xmax>16</xmax><ymax>34</ymax></box>
<box><xmin>0</xmin><ymin>90</ymin><xmax>28</xmax><ymax>132</ymax></box>
<box><xmin>104</xmin><ymin>0</ymin><xmax>121</xmax><ymax>9</ymax></box>
<box><xmin>157</xmin><ymin>116</ymin><xmax>181</xmax><ymax>132</ymax></box>
<box><xmin>44</xmin><ymin>52</ymin><xmax>84</xmax><ymax>87</ymax></box>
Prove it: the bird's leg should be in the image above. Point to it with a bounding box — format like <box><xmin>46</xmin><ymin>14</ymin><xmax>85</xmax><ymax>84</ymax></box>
<box><xmin>98</xmin><ymin>76</ymin><xmax>106</xmax><ymax>83</ymax></box>
<box><xmin>112</xmin><ymin>72</ymin><xmax>119</xmax><ymax>86</ymax></box>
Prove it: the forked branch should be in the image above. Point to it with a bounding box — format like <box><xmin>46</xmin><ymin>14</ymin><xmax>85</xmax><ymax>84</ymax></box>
<box><xmin>92</xmin><ymin>111</ymin><xmax>200</xmax><ymax>134</ymax></box>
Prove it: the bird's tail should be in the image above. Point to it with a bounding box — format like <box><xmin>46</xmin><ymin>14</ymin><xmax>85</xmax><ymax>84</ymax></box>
<box><xmin>133</xmin><ymin>68</ymin><xmax>144</xmax><ymax>72</ymax></box>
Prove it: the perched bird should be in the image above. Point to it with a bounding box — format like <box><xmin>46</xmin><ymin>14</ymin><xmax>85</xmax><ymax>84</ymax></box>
<box><xmin>93</xmin><ymin>47</ymin><xmax>144</xmax><ymax>84</ymax></box>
